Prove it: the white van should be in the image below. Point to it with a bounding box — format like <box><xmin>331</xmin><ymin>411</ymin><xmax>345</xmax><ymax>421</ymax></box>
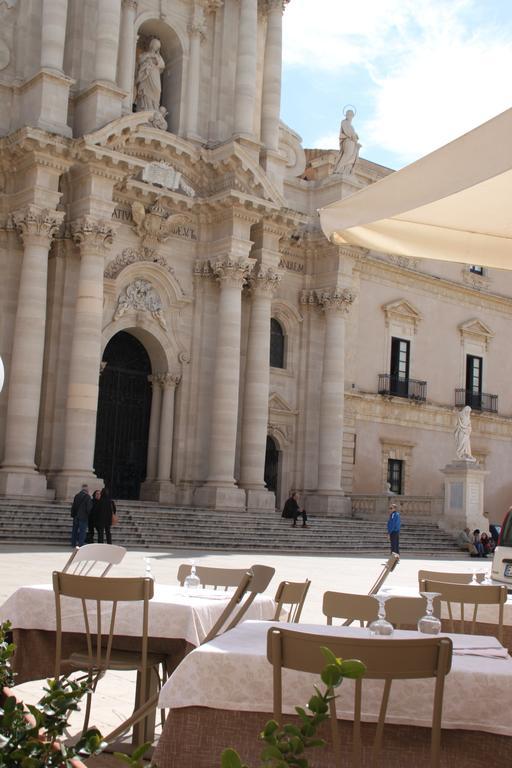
<box><xmin>491</xmin><ymin>510</ymin><xmax>512</xmax><ymax>585</ymax></box>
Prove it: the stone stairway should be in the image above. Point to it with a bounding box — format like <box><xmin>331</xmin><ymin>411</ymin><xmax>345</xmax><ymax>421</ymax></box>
<box><xmin>0</xmin><ymin>498</ymin><xmax>461</xmax><ymax>556</ymax></box>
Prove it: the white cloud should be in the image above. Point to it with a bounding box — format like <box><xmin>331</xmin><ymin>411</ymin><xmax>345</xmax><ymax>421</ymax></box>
<box><xmin>311</xmin><ymin>132</ymin><xmax>338</xmax><ymax>150</ymax></box>
<box><xmin>284</xmin><ymin>0</ymin><xmax>512</xmax><ymax>165</ymax></box>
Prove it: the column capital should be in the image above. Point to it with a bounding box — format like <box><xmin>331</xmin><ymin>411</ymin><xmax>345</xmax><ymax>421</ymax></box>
<box><xmin>318</xmin><ymin>288</ymin><xmax>356</xmax><ymax>315</ymax></box>
<box><xmin>10</xmin><ymin>206</ymin><xmax>64</xmax><ymax>247</ymax></box>
<box><xmin>249</xmin><ymin>266</ymin><xmax>281</xmax><ymax>297</ymax></box>
<box><xmin>211</xmin><ymin>256</ymin><xmax>252</xmax><ymax>288</ymax></box>
<box><xmin>154</xmin><ymin>372</ymin><xmax>181</xmax><ymax>389</ymax></box>
<box><xmin>122</xmin><ymin>0</ymin><xmax>138</xmax><ymax>9</ymax></box>
<box><xmin>203</xmin><ymin>0</ymin><xmax>223</xmax><ymax>11</ymax></box>
<box><xmin>259</xmin><ymin>0</ymin><xmax>287</xmax><ymax>14</ymax></box>
<box><xmin>71</xmin><ymin>217</ymin><xmax>115</xmax><ymax>252</ymax></box>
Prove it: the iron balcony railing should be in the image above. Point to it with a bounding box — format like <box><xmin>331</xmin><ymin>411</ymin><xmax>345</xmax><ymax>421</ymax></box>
<box><xmin>455</xmin><ymin>389</ymin><xmax>498</xmax><ymax>413</ymax></box>
<box><xmin>378</xmin><ymin>374</ymin><xmax>427</xmax><ymax>402</ymax></box>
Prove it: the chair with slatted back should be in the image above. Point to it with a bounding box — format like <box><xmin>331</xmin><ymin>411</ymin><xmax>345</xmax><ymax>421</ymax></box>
<box><xmin>63</xmin><ymin>544</ymin><xmax>127</xmax><ymax>577</ymax></box>
<box><xmin>419</xmin><ymin>578</ymin><xmax>507</xmax><ymax>643</ymax></box>
<box><xmin>268</xmin><ymin>626</ymin><xmax>453</xmax><ymax>768</ymax></box>
<box><xmin>223</xmin><ymin>564</ymin><xmax>275</xmax><ymax>630</ymax></box>
<box><xmin>418</xmin><ymin>569</ymin><xmax>481</xmax><ymax>585</ymax></box>
<box><xmin>323</xmin><ymin>591</ymin><xmax>441</xmax><ymax>629</ymax></box>
<box><xmin>53</xmin><ymin>571</ymin><xmax>166</xmax><ymax>745</ymax></box>
<box><xmin>177</xmin><ymin>563</ymin><xmax>249</xmax><ymax>590</ymax></box>
<box><xmin>368</xmin><ymin>553</ymin><xmax>400</xmax><ymax>595</ymax></box>
<box><xmin>273</xmin><ymin>579</ymin><xmax>311</xmax><ymax>622</ymax></box>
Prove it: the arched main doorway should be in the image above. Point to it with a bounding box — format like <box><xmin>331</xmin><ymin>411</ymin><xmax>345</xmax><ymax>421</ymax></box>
<box><xmin>264</xmin><ymin>436</ymin><xmax>280</xmax><ymax>502</ymax></box>
<box><xmin>94</xmin><ymin>331</ymin><xmax>152</xmax><ymax>499</ymax></box>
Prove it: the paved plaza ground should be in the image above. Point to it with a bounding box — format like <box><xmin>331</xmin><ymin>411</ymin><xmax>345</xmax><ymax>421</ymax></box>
<box><xmin>0</xmin><ymin>544</ymin><xmax>474</xmax><ymax>752</ymax></box>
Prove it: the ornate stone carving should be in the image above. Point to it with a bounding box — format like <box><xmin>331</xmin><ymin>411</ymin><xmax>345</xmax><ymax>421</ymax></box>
<box><xmin>135</xmin><ymin>37</ymin><xmax>165</xmax><ymax>113</ymax></box>
<box><xmin>155</xmin><ymin>371</ymin><xmax>181</xmax><ymax>388</ymax></box>
<box><xmin>148</xmin><ymin>106</ymin><xmax>168</xmax><ymax>131</ymax></box>
<box><xmin>10</xmin><ymin>206</ymin><xmax>64</xmax><ymax>245</ymax></box>
<box><xmin>250</xmin><ymin>266</ymin><xmax>281</xmax><ymax>295</ymax></box>
<box><xmin>299</xmin><ymin>289</ymin><xmax>319</xmax><ymax>308</ymax></box>
<box><xmin>131</xmin><ymin>200</ymin><xmax>191</xmax><ymax>251</ymax></box>
<box><xmin>211</xmin><ymin>256</ymin><xmax>252</xmax><ymax>288</ymax></box>
<box><xmin>71</xmin><ymin>217</ymin><xmax>114</xmax><ymax>251</ymax></box>
<box><xmin>317</xmin><ymin>288</ymin><xmax>356</xmax><ymax>314</ymax></box>
<box><xmin>388</xmin><ymin>253</ymin><xmax>420</xmax><ymax>270</ymax></box>
<box><xmin>122</xmin><ymin>0</ymin><xmax>137</xmax><ymax>9</ymax></box>
<box><xmin>104</xmin><ymin>247</ymin><xmax>174</xmax><ymax>278</ymax></box>
<box><xmin>454</xmin><ymin>406</ymin><xmax>476</xmax><ymax>462</ymax></box>
<box><xmin>141</xmin><ymin>162</ymin><xmax>195</xmax><ymax>196</ymax></box>
<box><xmin>113</xmin><ymin>279</ymin><xmax>167</xmax><ymax>329</ymax></box>
<box><xmin>203</xmin><ymin>0</ymin><xmax>223</xmax><ymax>11</ymax></box>
<box><xmin>333</xmin><ymin>108</ymin><xmax>361</xmax><ymax>176</ymax></box>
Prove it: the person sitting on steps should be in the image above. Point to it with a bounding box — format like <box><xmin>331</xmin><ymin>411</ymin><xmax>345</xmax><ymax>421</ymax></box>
<box><xmin>282</xmin><ymin>491</ymin><xmax>309</xmax><ymax>528</ymax></box>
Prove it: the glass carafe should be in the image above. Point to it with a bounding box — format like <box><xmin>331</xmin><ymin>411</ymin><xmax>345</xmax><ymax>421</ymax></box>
<box><xmin>184</xmin><ymin>563</ymin><xmax>201</xmax><ymax>592</ymax></box>
<box><xmin>143</xmin><ymin>557</ymin><xmax>154</xmax><ymax>581</ymax></box>
<box><xmin>417</xmin><ymin>592</ymin><xmax>442</xmax><ymax>634</ymax></box>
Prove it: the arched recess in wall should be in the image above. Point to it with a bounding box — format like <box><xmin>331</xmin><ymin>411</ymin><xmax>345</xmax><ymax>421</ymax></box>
<box><xmin>135</xmin><ymin>18</ymin><xmax>184</xmax><ymax>135</ymax></box>
<box><xmin>270</xmin><ymin>299</ymin><xmax>303</xmax><ymax>376</ymax></box>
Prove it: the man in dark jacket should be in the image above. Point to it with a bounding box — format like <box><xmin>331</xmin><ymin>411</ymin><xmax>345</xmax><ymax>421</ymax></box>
<box><xmin>387</xmin><ymin>502</ymin><xmax>401</xmax><ymax>555</ymax></box>
<box><xmin>70</xmin><ymin>484</ymin><xmax>93</xmax><ymax>547</ymax></box>
<box><xmin>282</xmin><ymin>491</ymin><xmax>309</xmax><ymax>528</ymax></box>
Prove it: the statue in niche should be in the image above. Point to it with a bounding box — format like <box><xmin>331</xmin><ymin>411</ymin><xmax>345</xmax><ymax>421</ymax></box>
<box><xmin>454</xmin><ymin>406</ymin><xmax>477</xmax><ymax>462</ymax></box>
<box><xmin>333</xmin><ymin>107</ymin><xmax>361</xmax><ymax>175</ymax></box>
<box><xmin>135</xmin><ymin>38</ymin><xmax>165</xmax><ymax>113</ymax></box>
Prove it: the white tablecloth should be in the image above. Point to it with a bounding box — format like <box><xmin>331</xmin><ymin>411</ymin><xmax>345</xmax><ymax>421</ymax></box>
<box><xmin>0</xmin><ymin>584</ymin><xmax>276</xmax><ymax>647</ymax></box>
<box><xmin>159</xmin><ymin>620</ymin><xmax>512</xmax><ymax>737</ymax></box>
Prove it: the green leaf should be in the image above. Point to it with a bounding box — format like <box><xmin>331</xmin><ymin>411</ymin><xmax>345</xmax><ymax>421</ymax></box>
<box><xmin>262</xmin><ymin>719</ymin><xmax>280</xmax><ymax>738</ymax></box>
<box><xmin>283</xmin><ymin>724</ymin><xmax>301</xmax><ymax>737</ymax></box>
<box><xmin>260</xmin><ymin>744</ymin><xmax>284</xmax><ymax>761</ymax></box>
<box><xmin>320</xmin><ymin>647</ymin><xmax>340</xmax><ymax>666</ymax></box>
<box><xmin>339</xmin><ymin>659</ymin><xmax>366</xmax><ymax>679</ymax></box>
<box><xmin>221</xmin><ymin>747</ymin><xmax>245</xmax><ymax>768</ymax></box>
<box><xmin>320</xmin><ymin>664</ymin><xmax>343</xmax><ymax>688</ymax></box>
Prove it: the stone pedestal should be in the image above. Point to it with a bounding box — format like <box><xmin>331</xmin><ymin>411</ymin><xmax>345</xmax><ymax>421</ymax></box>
<box><xmin>0</xmin><ymin>471</ymin><xmax>53</xmax><ymax>500</ymax></box>
<box><xmin>18</xmin><ymin>69</ymin><xmax>73</xmax><ymax>136</ymax></box>
<box><xmin>140</xmin><ymin>480</ymin><xmax>176</xmax><ymax>504</ymax></box>
<box><xmin>52</xmin><ymin>472</ymin><xmax>101</xmax><ymax>502</ymax></box>
<box><xmin>246</xmin><ymin>488</ymin><xmax>276</xmax><ymax>512</ymax></box>
<box><xmin>194</xmin><ymin>484</ymin><xmax>247</xmax><ymax>511</ymax></box>
<box><xmin>305</xmin><ymin>493</ymin><xmax>352</xmax><ymax>517</ymax></box>
<box><xmin>440</xmin><ymin>460</ymin><xmax>489</xmax><ymax>533</ymax></box>
<box><xmin>74</xmin><ymin>81</ymin><xmax>125</xmax><ymax>136</ymax></box>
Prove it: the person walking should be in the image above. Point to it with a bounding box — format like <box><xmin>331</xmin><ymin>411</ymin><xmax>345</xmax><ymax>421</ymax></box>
<box><xmin>95</xmin><ymin>487</ymin><xmax>116</xmax><ymax>544</ymax></box>
<box><xmin>70</xmin><ymin>483</ymin><xmax>92</xmax><ymax>547</ymax></box>
<box><xmin>282</xmin><ymin>491</ymin><xmax>309</xmax><ymax>528</ymax></box>
<box><xmin>387</xmin><ymin>502</ymin><xmax>401</xmax><ymax>555</ymax></box>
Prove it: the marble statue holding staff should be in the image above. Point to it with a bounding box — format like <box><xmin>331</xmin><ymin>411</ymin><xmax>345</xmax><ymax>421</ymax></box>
<box><xmin>135</xmin><ymin>38</ymin><xmax>165</xmax><ymax>113</ymax></box>
<box><xmin>333</xmin><ymin>108</ymin><xmax>361</xmax><ymax>175</ymax></box>
<box><xmin>454</xmin><ymin>405</ymin><xmax>476</xmax><ymax>461</ymax></box>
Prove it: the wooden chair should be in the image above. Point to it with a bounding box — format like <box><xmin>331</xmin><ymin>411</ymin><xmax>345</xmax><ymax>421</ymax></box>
<box><xmin>53</xmin><ymin>571</ymin><xmax>166</xmax><ymax>745</ymax></box>
<box><xmin>323</xmin><ymin>591</ymin><xmax>440</xmax><ymax>629</ymax></box>
<box><xmin>177</xmin><ymin>563</ymin><xmax>249</xmax><ymax>589</ymax></box>
<box><xmin>419</xmin><ymin>578</ymin><xmax>507</xmax><ymax>643</ymax></box>
<box><xmin>368</xmin><ymin>553</ymin><xmax>400</xmax><ymax>595</ymax></box>
<box><xmin>272</xmin><ymin>579</ymin><xmax>311</xmax><ymax>622</ymax></box>
<box><xmin>418</xmin><ymin>569</ymin><xmax>482</xmax><ymax>585</ymax></box>
<box><xmin>224</xmin><ymin>564</ymin><xmax>275</xmax><ymax>629</ymax></box>
<box><xmin>62</xmin><ymin>544</ymin><xmax>127</xmax><ymax>577</ymax></box>
<box><xmin>268</xmin><ymin>626</ymin><xmax>453</xmax><ymax>768</ymax></box>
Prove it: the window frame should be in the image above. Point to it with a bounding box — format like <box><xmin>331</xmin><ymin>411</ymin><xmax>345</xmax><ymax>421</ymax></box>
<box><xmin>269</xmin><ymin>317</ymin><xmax>286</xmax><ymax>370</ymax></box>
<box><xmin>387</xmin><ymin>458</ymin><xmax>404</xmax><ymax>495</ymax></box>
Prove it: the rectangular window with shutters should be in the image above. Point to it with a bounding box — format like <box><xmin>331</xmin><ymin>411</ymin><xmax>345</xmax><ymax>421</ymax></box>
<box><xmin>465</xmin><ymin>354</ymin><xmax>483</xmax><ymax>409</ymax></box>
<box><xmin>387</xmin><ymin>459</ymin><xmax>403</xmax><ymax>495</ymax></box>
<box><xmin>390</xmin><ymin>337</ymin><xmax>410</xmax><ymax>397</ymax></box>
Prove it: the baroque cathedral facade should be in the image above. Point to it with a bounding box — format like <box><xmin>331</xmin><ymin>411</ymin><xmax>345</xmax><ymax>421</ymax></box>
<box><xmin>1</xmin><ymin>0</ymin><xmax>512</xmax><ymax>520</ymax></box>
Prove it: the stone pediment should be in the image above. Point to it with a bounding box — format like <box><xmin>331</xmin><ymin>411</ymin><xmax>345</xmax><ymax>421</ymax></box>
<box><xmin>458</xmin><ymin>318</ymin><xmax>494</xmax><ymax>345</ymax></box>
<box><xmin>269</xmin><ymin>392</ymin><xmax>298</xmax><ymax>415</ymax></box>
<box><xmin>382</xmin><ymin>299</ymin><xmax>422</xmax><ymax>329</ymax></box>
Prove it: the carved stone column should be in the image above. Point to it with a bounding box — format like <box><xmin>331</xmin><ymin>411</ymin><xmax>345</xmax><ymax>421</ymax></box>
<box><xmin>157</xmin><ymin>373</ymin><xmax>180</xmax><ymax>481</ymax></box>
<box><xmin>307</xmin><ymin>288</ymin><xmax>355</xmax><ymax>516</ymax></box>
<box><xmin>239</xmin><ymin>268</ymin><xmax>280</xmax><ymax>510</ymax></box>
<box><xmin>260</xmin><ymin>0</ymin><xmax>283</xmax><ymax>151</ymax></box>
<box><xmin>117</xmin><ymin>0</ymin><xmax>138</xmax><ymax>110</ymax></box>
<box><xmin>234</xmin><ymin>0</ymin><xmax>258</xmax><ymax>138</ymax></box>
<box><xmin>186</xmin><ymin>9</ymin><xmax>206</xmax><ymax>139</ymax></box>
<box><xmin>95</xmin><ymin>0</ymin><xmax>122</xmax><ymax>83</ymax></box>
<box><xmin>145</xmin><ymin>374</ymin><xmax>162</xmax><ymax>480</ymax></box>
<box><xmin>41</xmin><ymin>0</ymin><xmax>68</xmax><ymax>71</ymax></box>
<box><xmin>54</xmin><ymin>218</ymin><xmax>114</xmax><ymax>500</ymax></box>
<box><xmin>0</xmin><ymin>207</ymin><xmax>64</xmax><ymax>498</ymax></box>
<box><xmin>195</xmin><ymin>256</ymin><xmax>252</xmax><ymax>510</ymax></box>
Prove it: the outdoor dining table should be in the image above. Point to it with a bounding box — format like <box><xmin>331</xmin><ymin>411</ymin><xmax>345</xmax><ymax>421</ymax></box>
<box><xmin>0</xmin><ymin>583</ymin><xmax>276</xmax><ymax>683</ymax></box>
<box><xmin>154</xmin><ymin>620</ymin><xmax>512</xmax><ymax>768</ymax></box>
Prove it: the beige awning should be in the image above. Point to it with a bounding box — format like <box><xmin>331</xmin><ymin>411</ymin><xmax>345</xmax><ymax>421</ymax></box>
<box><xmin>319</xmin><ymin>107</ymin><xmax>512</xmax><ymax>269</ymax></box>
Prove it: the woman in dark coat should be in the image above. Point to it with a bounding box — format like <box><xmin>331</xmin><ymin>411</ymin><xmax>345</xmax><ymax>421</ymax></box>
<box><xmin>95</xmin><ymin>488</ymin><xmax>116</xmax><ymax>544</ymax></box>
<box><xmin>88</xmin><ymin>489</ymin><xmax>102</xmax><ymax>543</ymax></box>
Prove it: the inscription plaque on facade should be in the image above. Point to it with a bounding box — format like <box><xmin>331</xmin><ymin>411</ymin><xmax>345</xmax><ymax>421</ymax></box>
<box><xmin>279</xmin><ymin>257</ymin><xmax>304</xmax><ymax>273</ymax></box>
<box><xmin>468</xmin><ymin>482</ymin><xmax>480</xmax><ymax>516</ymax></box>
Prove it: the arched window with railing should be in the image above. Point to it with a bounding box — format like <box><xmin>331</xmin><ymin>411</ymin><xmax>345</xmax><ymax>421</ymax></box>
<box><xmin>270</xmin><ymin>318</ymin><xmax>285</xmax><ymax>369</ymax></box>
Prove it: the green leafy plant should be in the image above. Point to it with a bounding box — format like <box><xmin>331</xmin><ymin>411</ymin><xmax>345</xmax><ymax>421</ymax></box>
<box><xmin>221</xmin><ymin>647</ymin><xmax>366</xmax><ymax>768</ymax></box>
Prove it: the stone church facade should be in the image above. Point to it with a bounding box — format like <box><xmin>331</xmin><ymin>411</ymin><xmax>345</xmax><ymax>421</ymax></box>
<box><xmin>1</xmin><ymin>0</ymin><xmax>512</xmax><ymax>519</ymax></box>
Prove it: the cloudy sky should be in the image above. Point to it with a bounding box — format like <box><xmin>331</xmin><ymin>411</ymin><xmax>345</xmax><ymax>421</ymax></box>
<box><xmin>281</xmin><ymin>0</ymin><xmax>512</xmax><ymax>169</ymax></box>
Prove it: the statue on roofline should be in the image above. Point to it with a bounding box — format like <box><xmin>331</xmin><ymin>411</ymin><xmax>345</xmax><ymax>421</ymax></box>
<box><xmin>333</xmin><ymin>106</ymin><xmax>361</xmax><ymax>175</ymax></box>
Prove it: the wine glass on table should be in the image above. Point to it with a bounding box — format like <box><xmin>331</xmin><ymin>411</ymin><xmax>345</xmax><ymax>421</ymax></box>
<box><xmin>368</xmin><ymin>592</ymin><xmax>394</xmax><ymax>636</ymax></box>
<box><xmin>184</xmin><ymin>562</ymin><xmax>201</xmax><ymax>592</ymax></box>
<box><xmin>418</xmin><ymin>592</ymin><xmax>442</xmax><ymax>635</ymax></box>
